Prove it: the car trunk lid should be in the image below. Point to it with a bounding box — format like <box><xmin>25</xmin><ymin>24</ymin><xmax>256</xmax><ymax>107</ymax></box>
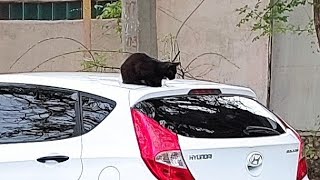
<box><xmin>178</xmin><ymin>133</ymin><xmax>299</xmax><ymax>180</ymax></box>
<box><xmin>131</xmin><ymin>90</ymin><xmax>302</xmax><ymax>180</ymax></box>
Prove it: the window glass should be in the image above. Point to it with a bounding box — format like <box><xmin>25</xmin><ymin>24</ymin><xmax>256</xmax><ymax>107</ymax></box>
<box><xmin>0</xmin><ymin>84</ymin><xmax>79</xmax><ymax>143</ymax></box>
<box><xmin>67</xmin><ymin>1</ymin><xmax>82</xmax><ymax>20</ymax></box>
<box><xmin>81</xmin><ymin>95</ymin><xmax>116</xmax><ymax>133</ymax></box>
<box><xmin>53</xmin><ymin>2</ymin><xmax>67</xmax><ymax>20</ymax></box>
<box><xmin>24</xmin><ymin>3</ymin><xmax>38</xmax><ymax>20</ymax></box>
<box><xmin>134</xmin><ymin>95</ymin><xmax>285</xmax><ymax>138</ymax></box>
<box><xmin>91</xmin><ymin>1</ymin><xmax>97</xmax><ymax>18</ymax></box>
<box><xmin>39</xmin><ymin>2</ymin><xmax>52</xmax><ymax>20</ymax></box>
<box><xmin>0</xmin><ymin>3</ymin><xmax>9</xmax><ymax>20</ymax></box>
<box><xmin>10</xmin><ymin>3</ymin><xmax>23</xmax><ymax>20</ymax></box>
<box><xmin>92</xmin><ymin>0</ymin><xmax>107</xmax><ymax>18</ymax></box>
<box><xmin>0</xmin><ymin>0</ymin><xmax>114</xmax><ymax>21</ymax></box>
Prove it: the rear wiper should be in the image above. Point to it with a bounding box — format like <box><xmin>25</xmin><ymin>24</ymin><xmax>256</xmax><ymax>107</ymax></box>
<box><xmin>243</xmin><ymin>126</ymin><xmax>281</xmax><ymax>136</ymax></box>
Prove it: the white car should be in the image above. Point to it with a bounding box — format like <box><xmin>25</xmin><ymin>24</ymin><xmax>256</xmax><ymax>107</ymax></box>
<box><xmin>0</xmin><ymin>72</ymin><xmax>309</xmax><ymax>180</ymax></box>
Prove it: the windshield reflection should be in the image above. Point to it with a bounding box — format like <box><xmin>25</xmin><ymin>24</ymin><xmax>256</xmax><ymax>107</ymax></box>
<box><xmin>134</xmin><ymin>95</ymin><xmax>284</xmax><ymax>138</ymax></box>
<box><xmin>0</xmin><ymin>86</ymin><xmax>77</xmax><ymax>143</ymax></box>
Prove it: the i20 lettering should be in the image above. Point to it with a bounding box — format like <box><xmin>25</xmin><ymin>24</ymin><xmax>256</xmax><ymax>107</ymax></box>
<box><xmin>189</xmin><ymin>154</ymin><xmax>213</xmax><ymax>160</ymax></box>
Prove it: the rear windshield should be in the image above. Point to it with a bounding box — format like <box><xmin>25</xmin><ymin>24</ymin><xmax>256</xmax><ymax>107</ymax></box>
<box><xmin>134</xmin><ymin>95</ymin><xmax>285</xmax><ymax>138</ymax></box>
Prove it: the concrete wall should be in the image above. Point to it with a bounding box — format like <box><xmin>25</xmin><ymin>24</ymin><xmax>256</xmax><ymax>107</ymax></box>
<box><xmin>156</xmin><ymin>0</ymin><xmax>270</xmax><ymax>103</ymax></box>
<box><xmin>0</xmin><ymin>19</ymin><xmax>122</xmax><ymax>73</ymax></box>
<box><xmin>270</xmin><ymin>4</ymin><xmax>320</xmax><ymax>131</ymax></box>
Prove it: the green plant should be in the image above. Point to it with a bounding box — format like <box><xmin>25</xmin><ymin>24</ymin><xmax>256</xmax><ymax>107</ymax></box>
<box><xmin>236</xmin><ymin>0</ymin><xmax>315</xmax><ymax>41</ymax></box>
<box><xmin>81</xmin><ymin>53</ymin><xmax>109</xmax><ymax>72</ymax></box>
<box><xmin>304</xmin><ymin>120</ymin><xmax>320</xmax><ymax>160</ymax></box>
<box><xmin>305</xmin><ymin>139</ymin><xmax>319</xmax><ymax>160</ymax></box>
<box><xmin>303</xmin><ymin>133</ymin><xmax>320</xmax><ymax>180</ymax></box>
<box><xmin>97</xmin><ymin>1</ymin><xmax>122</xmax><ymax>19</ymax></box>
<box><xmin>97</xmin><ymin>0</ymin><xmax>122</xmax><ymax>33</ymax></box>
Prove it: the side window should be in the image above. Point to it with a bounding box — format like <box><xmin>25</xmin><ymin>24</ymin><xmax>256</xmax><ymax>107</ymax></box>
<box><xmin>0</xmin><ymin>84</ymin><xmax>79</xmax><ymax>144</ymax></box>
<box><xmin>81</xmin><ymin>94</ymin><xmax>116</xmax><ymax>134</ymax></box>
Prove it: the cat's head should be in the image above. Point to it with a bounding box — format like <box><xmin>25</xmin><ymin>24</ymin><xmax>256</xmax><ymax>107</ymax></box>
<box><xmin>162</xmin><ymin>62</ymin><xmax>180</xmax><ymax>80</ymax></box>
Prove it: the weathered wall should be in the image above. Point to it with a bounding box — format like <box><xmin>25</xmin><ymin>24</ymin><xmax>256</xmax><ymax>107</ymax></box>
<box><xmin>156</xmin><ymin>0</ymin><xmax>270</xmax><ymax>103</ymax></box>
<box><xmin>270</xmin><ymin>4</ymin><xmax>320</xmax><ymax>131</ymax></box>
<box><xmin>0</xmin><ymin>19</ymin><xmax>122</xmax><ymax>73</ymax></box>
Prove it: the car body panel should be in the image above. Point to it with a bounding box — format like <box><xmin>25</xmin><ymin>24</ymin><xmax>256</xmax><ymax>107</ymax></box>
<box><xmin>0</xmin><ymin>137</ymin><xmax>82</xmax><ymax>180</ymax></box>
<box><xmin>80</xmin><ymin>158</ymin><xmax>156</xmax><ymax>180</ymax></box>
<box><xmin>178</xmin><ymin>131</ymin><xmax>300</xmax><ymax>180</ymax></box>
<box><xmin>0</xmin><ymin>72</ymin><xmax>309</xmax><ymax>180</ymax></box>
<box><xmin>79</xmin><ymin>92</ymin><xmax>156</xmax><ymax>179</ymax></box>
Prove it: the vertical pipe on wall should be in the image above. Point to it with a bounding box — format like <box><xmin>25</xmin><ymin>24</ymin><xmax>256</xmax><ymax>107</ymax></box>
<box><xmin>83</xmin><ymin>0</ymin><xmax>92</xmax><ymax>53</ymax></box>
<box><xmin>122</xmin><ymin>0</ymin><xmax>139</xmax><ymax>56</ymax></box>
<box><xmin>121</xmin><ymin>0</ymin><xmax>158</xmax><ymax>58</ymax></box>
<box><xmin>267</xmin><ymin>0</ymin><xmax>274</xmax><ymax>108</ymax></box>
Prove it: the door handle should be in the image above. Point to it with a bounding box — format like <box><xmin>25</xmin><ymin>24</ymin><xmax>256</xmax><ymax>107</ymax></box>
<box><xmin>37</xmin><ymin>155</ymin><xmax>69</xmax><ymax>163</ymax></box>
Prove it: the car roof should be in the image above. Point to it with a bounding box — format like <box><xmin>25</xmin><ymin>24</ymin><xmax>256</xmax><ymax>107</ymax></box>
<box><xmin>0</xmin><ymin>72</ymin><xmax>257</xmax><ymax>102</ymax></box>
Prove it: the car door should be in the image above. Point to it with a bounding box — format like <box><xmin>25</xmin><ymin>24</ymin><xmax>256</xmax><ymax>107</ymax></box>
<box><xmin>0</xmin><ymin>83</ymin><xmax>83</xmax><ymax>180</ymax></box>
<box><xmin>77</xmin><ymin>92</ymin><xmax>120</xmax><ymax>179</ymax></box>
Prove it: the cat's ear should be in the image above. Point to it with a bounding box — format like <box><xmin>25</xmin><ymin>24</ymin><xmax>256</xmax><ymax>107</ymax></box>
<box><xmin>171</xmin><ymin>62</ymin><xmax>180</xmax><ymax>67</ymax></box>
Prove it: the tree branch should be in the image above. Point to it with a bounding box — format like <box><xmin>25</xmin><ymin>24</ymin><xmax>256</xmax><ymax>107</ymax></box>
<box><xmin>10</xmin><ymin>37</ymin><xmax>95</xmax><ymax>70</ymax></box>
<box><xmin>158</xmin><ymin>7</ymin><xmax>197</xmax><ymax>33</ymax></box>
<box><xmin>31</xmin><ymin>49</ymin><xmax>133</xmax><ymax>72</ymax></box>
<box><xmin>175</xmin><ymin>0</ymin><xmax>205</xmax><ymax>38</ymax></box>
<box><xmin>185</xmin><ymin>52</ymin><xmax>240</xmax><ymax>70</ymax></box>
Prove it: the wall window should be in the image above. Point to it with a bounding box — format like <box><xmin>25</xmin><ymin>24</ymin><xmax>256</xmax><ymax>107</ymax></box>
<box><xmin>0</xmin><ymin>84</ymin><xmax>80</xmax><ymax>144</ymax></box>
<box><xmin>0</xmin><ymin>0</ymin><xmax>115</xmax><ymax>20</ymax></box>
<box><xmin>81</xmin><ymin>93</ymin><xmax>116</xmax><ymax>134</ymax></box>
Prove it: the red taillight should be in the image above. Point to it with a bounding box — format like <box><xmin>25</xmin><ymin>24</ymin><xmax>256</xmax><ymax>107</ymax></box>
<box><xmin>297</xmin><ymin>157</ymin><xmax>308</xmax><ymax>180</ymax></box>
<box><xmin>275</xmin><ymin>114</ymin><xmax>308</xmax><ymax>180</ymax></box>
<box><xmin>131</xmin><ymin>109</ymin><xmax>195</xmax><ymax>180</ymax></box>
<box><xmin>294</xmin><ymin>132</ymin><xmax>308</xmax><ymax>180</ymax></box>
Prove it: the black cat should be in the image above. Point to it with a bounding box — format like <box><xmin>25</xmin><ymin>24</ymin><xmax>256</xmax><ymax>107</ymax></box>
<box><xmin>120</xmin><ymin>53</ymin><xmax>180</xmax><ymax>87</ymax></box>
